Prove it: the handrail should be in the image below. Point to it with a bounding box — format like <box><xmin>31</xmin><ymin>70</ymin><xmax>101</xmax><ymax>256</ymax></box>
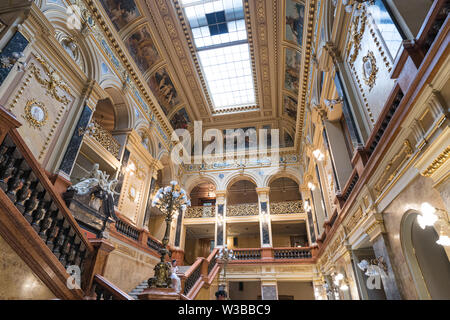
<box><xmin>91</xmin><ymin>274</ymin><xmax>134</xmax><ymax>300</ymax></box>
<box><xmin>233</xmin><ymin>248</ymin><xmax>262</xmax><ymax>260</ymax></box>
<box><xmin>179</xmin><ymin>249</ymin><xmax>220</xmax><ymax>299</ymax></box>
<box><xmin>228</xmin><ymin>247</ymin><xmax>316</xmax><ymax>262</ymax></box>
<box><xmin>0</xmin><ymin>106</ymin><xmax>94</xmax><ymax>298</ymax></box>
<box><xmin>110</xmin><ymin>214</ymin><xmax>165</xmax><ymax>256</ymax></box>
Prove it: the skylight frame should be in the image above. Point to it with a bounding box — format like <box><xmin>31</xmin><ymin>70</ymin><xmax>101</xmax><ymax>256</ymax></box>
<box><xmin>178</xmin><ymin>0</ymin><xmax>258</xmax><ymax>112</ymax></box>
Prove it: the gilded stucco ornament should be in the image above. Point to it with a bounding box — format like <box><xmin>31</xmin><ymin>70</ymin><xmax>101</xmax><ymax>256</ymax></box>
<box><xmin>23</xmin><ymin>99</ymin><xmax>48</xmax><ymax>129</ymax></box>
<box><xmin>362</xmin><ymin>51</ymin><xmax>378</xmax><ymax>90</ymax></box>
<box><xmin>33</xmin><ymin>54</ymin><xmax>72</xmax><ymax>105</ymax></box>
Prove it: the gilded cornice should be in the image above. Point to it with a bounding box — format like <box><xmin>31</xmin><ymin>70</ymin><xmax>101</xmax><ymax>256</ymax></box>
<box><xmin>82</xmin><ymin>0</ymin><xmax>173</xmax><ymax>150</ymax></box>
<box><xmin>421</xmin><ymin>146</ymin><xmax>450</xmax><ymax>177</ymax></box>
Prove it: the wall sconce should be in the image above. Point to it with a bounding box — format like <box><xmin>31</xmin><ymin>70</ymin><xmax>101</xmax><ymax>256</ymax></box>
<box><xmin>308</xmin><ymin>182</ymin><xmax>316</xmax><ymax>191</ymax></box>
<box><xmin>357</xmin><ymin>256</ymin><xmax>388</xmax><ymax>276</ymax></box>
<box><xmin>0</xmin><ymin>51</ymin><xmax>27</xmax><ymax>71</ymax></box>
<box><xmin>78</xmin><ymin>122</ymin><xmax>95</xmax><ymax>136</ymax></box>
<box><xmin>324</xmin><ymin>97</ymin><xmax>343</xmax><ymax>111</ymax></box>
<box><xmin>339</xmin><ymin>279</ymin><xmax>349</xmax><ymax>291</ymax></box>
<box><xmin>125</xmin><ymin>162</ymin><xmax>136</xmax><ymax>176</ymax></box>
<box><xmin>417</xmin><ymin>202</ymin><xmax>449</xmax><ymax>247</ymax></box>
<box><xmin>304</xmin><ymin>200</ymin><xmax>311</xmax><ymax>212</ymax></box>
<box><xmin>313</xmin><ymin>149</ymin><xmax>325</xmax><ymax>161</ymax></box>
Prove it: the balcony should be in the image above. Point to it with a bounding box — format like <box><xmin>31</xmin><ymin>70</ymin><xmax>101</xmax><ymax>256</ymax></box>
<box><xmin>185</xmin><ymin>205</ymin><xmax>215</xmax><ymax>218</ymax></box>
<box><xmin>270</xmin><ymin>200</ymin><xmax>304</xmax><ymax>215</ymax></box>
<box><xmin>227</xmin><ymin>203</ymin><xmax>259</xmax><ymax>216</ymax></box>
<box><xmin>230</xmin><ymin>247</ymin><xmax>316</xmax><ymax>263</ymax></box>
<box><xmin>87</xmin><ymin>120</ymin><xmax>121</xmax><ymax>160</ymax></box>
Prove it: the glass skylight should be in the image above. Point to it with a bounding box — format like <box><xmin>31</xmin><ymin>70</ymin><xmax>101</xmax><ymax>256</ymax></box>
<box><xmin>180</xmin><ymin>0</ymin><xmax>256</xmax><ymax>110</ymax></box>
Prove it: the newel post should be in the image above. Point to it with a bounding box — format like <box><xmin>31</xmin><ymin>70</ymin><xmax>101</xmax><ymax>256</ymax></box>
<box><xmin>82</xmin><ymin>238</ymin><xmax>115</xmax><ymax>295</ymax></box>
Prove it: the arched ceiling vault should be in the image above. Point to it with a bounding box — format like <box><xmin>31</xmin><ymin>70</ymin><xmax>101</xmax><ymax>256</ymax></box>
<box><xmin>94</xmin><ymin>0</ymin><xmax>318</xmax><ymax>152</ymax></box>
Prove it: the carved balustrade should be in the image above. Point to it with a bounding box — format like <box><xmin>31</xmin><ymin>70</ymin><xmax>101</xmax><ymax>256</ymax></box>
<box><xmin>226</xmin><ymin>203</ymin><xmax>259</xmax><ymax>216</ymax></box>
<box><xmin>89</xmin><ymin>119</ymin><xmax>120</xmax><ymax>159</ymax></box>
<box><xmin>185</xmin><ymin>205</ymin><xmax>215</xmax><ymax>218</ymax></box>
<box><xmin>270</xmin><ymin>200</ymin><xmax>304</xmax><ymax>214</ymax></box>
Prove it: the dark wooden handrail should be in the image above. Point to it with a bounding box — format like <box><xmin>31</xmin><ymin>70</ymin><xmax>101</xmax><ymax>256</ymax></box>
<box><xmin>0</xmin><ymin>106</ymin><xmax>96</xmax><ymax>298</ymax></box>
<box><xmin>91</xmin><ymin>274</ymin><xmax>134</xmax><ymax>300</ymax></box>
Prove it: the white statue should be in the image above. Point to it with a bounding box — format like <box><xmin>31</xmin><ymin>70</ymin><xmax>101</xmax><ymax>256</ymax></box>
<box><xmin>70</xmin><ymin>163</ymin><xmax>103</xmax><ymax>195</ymax></box>
<box><xmin>107</xmin><ymin>179</ymin><xmax>120</xmax><ymax>198</ymax></box>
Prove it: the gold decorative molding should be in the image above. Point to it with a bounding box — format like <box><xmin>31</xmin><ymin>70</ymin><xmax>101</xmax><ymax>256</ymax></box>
<box><xmin>185</xmin><ymin>206</ymin><xmax>215</xmax><ymax>218</ymax></box>
<box><xmin>90</xmin><ymin>119</ymin><xmax>120</xmax><ymax>159</ymax></box>
<box><xmin>421</xmin><ymin>146</ymin><xmax>450</xmax><ymax>177</ymax></box>
<box><xmin>345</xmin><ymin>207</ymin><xmax>364</xmax><ymax>233</ymax></box>
<box><xmin>22</xmin><ymin>99</ymin><xmax>48</xmax><ymax>129</ymax></box>
<box><xmin>32</xmin><ymin>54</ymin><xmax>72</xmax><ymax>105</ymax></box>
<box><xmin>346</xmin><ymin>5</ymin><xmax>366</xmax><ymax>65</ymax></box>
<box><xmin>270</xmin><ymin>200</ymin><xmax>304</xmax><ymax>215</ymax></box>
<box><xmin>374</xmin><ymin>140</ymin><xmax>414</xmax><ymax>197</ymax></box>
<box><xmin>362</xmin><ymin>51</ymin><xmax>378</xmax><ymax>90</ymax></box>
<box><xmin>227</xmin><ymin>203</ymin><xmax>259</xmax><ymax>216</ymax></box>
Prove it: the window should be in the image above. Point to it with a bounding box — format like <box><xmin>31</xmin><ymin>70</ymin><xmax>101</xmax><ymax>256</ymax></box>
<box><xmin>180</xmin><ymin>0</ymin><xmax>256</xmax><ymax>110</ymax></box>
<box><xmin>368</xmin><ymin>0</ymin><xmax>404</xmax><ymax>60</ymax></box>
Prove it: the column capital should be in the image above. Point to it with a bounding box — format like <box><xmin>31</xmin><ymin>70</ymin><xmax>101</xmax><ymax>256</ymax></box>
<box><xmin>256</xmin><ymin>187</ymin><xmax>270</xmax><ymax>195</ymax></box>
<box><xmin>215</xmin><ymin>190</ymin><xmax>227</xmax><ymax>199</ymax></box>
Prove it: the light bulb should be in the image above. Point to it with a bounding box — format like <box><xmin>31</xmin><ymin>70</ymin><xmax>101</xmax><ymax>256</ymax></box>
<box><xmin>340</xmin><ymin>283</ymin><xmax>349</xmax><ymax>291</ymax></box>
<box><xmin>335</xmin><ymin>273</ymin><xmax>344</xmax><ymax>281</ymax></box>
<box><xmin>308</xmin><ymin>182</ymin><xmax>316</xmax><ymax>190</ymax></box>
<box><xmin>417</xmin><ymin>203</ymin><xmax>438</xmax><ymax>229</ymax></box>
<box><xmin>436</xmin><ymin>235</ymin><xmax>450</xmax><ymax>246</ymax></box>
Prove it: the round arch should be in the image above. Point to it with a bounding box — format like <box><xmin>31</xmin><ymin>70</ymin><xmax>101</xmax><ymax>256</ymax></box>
<box><xmin>223</xmin><ymin>171</ymin><xmax>260</xmax><ymax>190</ymax></box>
<box><xmin>184</xmin><ymin>174</ymin><xmax>219</xmax><ymax>195</ymax></box>
<box><xmin>400</xmin><ymin>210</ymin><xmax>450</xmax><ymax>299</ymax></box>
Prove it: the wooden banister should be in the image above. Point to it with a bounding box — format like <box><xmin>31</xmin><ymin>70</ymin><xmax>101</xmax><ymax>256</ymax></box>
<box><xmin>91</xmin><ymin>274</ymin><xmax>134</xmax><ymax>300</ymax></box>
<box><xmin>0</xmin><ymin>106</ymin><xmax>96</xmax><ymax>299</ymax></box>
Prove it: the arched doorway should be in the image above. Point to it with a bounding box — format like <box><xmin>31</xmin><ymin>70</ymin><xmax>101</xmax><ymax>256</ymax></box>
<box><xmin>401</xmin><ymin>211</ymin><xmax>450</xmax><ymax>299</ymax></box>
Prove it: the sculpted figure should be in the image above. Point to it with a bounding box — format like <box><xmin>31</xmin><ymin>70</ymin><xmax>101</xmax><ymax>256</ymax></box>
<box><xmin>69</xmin><ymin>163</ymin><xmax>102</xmax><ymax>195</ymax></box>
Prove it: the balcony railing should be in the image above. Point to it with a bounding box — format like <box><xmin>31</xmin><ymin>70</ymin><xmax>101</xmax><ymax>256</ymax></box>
<box><xmin>270</xmin><ymin>200</ymin><xmax>304</xmax><ymax>214</ymax></box>
<box><xmin>233</xmin><ymin>248</ymin><xmax>262</xmax><ymax>260</ymax></box>
<box><xmin>185</xmin><ymin>205</ymin><xmax>215</xmax><ymax>218</ymax></box>
<box><xmin>229</xmin><ymin>247</ymin><xmax>315</xmax><ymax>262</ymax></box>
<box><xmin>227</xmin><ymin>203</ymin><xmax>259</xmax><ymax>216</ymax></box>
<box><xmin>111</xmin><ymin>215</ymin><xmax>165</xmax><ymax>254</ymax></box>
<box><xmin>89</xmin><ymin>120</ymin><xmax>120</xmax><ymax>159</ymax></box>
<box><xmin>274</xmin><ymin>247</ymin><xmax>312</xmax><ymax>259</ymax></box>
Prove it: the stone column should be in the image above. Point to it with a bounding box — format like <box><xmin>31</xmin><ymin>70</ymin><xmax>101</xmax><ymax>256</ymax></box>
<box><xmin>371</xmin><ymin>233</ymin><xmax>403</xmax><ymax>300</ymax></box>
<box><xmin>215</xmin><ymin>191</ymin><xmax>227</xmax><ymax>247</ymax></box>
<box><xmin>256</xmin><ymin>187</ymin><xmax>272</xmax><ymax>248</ymax></box>
<box><xmin>301</xmin><ymin>186</ymin><xmax>317</xmax><ymax>245</ymax></box>
<box><xmin>342</xmin><ymin>249</ymin><xmax>360</xmax><ymax>300</ymax></box>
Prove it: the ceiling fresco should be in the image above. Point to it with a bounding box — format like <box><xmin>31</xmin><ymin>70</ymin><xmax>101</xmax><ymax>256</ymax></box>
<box><xmin>93</xmin><ymin>0</ymin><xmax>315</xmax><ymax>151</ymax></box>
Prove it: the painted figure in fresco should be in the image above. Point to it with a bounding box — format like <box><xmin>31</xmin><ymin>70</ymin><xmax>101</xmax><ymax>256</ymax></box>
<box><xmin>284</xmin><ymin>95</ymin><xmax>298</xmax><ymax>120</ymax></box>
<box><xmin>285</xmin><ymin>49</ymin><xmax>301</xmax><ymax>94</ymax></box>
<box><xmin>100</xmin><ymin>0</ymin><xmax>139</xmax><ymax>30</ymax></box>
<box><xmin>126</xmin><ymin>27</ymin><xmax>160</xmax><ymax>73</ymax></box>
<box><xmin>153</xmin><ymin>69</ymin><xmax>178</xmax><ymax>114</ymax></box>
<box><xmin>285</xmin><ymin>0</ymin><xmax>305</xmax><ymax>46</ymax></box>
<box><xmin>170</xmin><ymin>109</ymin><xmax>190</xmax><ymax>130</ymax></box>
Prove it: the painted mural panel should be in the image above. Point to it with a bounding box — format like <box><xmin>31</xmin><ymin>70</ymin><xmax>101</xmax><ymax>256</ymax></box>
<box><xmin>284</xmin><ymin>48</ymin><xmax>301</xmax><ymax>95</ymax></box>
<box><xmin>170</xmin><ymin>107</ymin><xmax>191</xmax><ymax>130</ymax></box>
<box><xmin>283</xmin><ymin>94</ymin><xmax>298</xmax><ymax>121</ymax></box>
<box><xmin>99</xmin><ymin>0</ymin><xmax>140</xmax><ymax>30</ymax></box>
<box><xmin>148</xmin><ymin>67</ymin><xmax>181</xmax><ymax>115</ymax></box>
<box><xmin>285</xmin><ymin>0</ymin><xmax>305</xmax><ymax>46</ymax></box>
<box><xmin>125</xmin><ymin>25</ymin><xmax>161</xmax><ymax>74</ymax></box>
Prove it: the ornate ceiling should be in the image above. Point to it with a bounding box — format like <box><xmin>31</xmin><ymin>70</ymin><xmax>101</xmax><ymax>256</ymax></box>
<box><xmin>93</xmin><ymin>0</ymin><xmax>317</xmax><ymax>150</ymax></box>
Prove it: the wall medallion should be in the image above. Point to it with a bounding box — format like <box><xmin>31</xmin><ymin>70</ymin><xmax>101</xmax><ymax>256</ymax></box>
<box><xmin>23</xmin><ymin>99</ymin><xmax>48</xmax><ymax>129</ymax></box>
<box><xmin>128</xmin><ymin>185</ymin><xmax>137</xmax><ymax>202</ymax></box>
<box><xmin>362</xmin><ymin>51</ymin><xmax>378</xmax><ymax>90</ymax></box>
